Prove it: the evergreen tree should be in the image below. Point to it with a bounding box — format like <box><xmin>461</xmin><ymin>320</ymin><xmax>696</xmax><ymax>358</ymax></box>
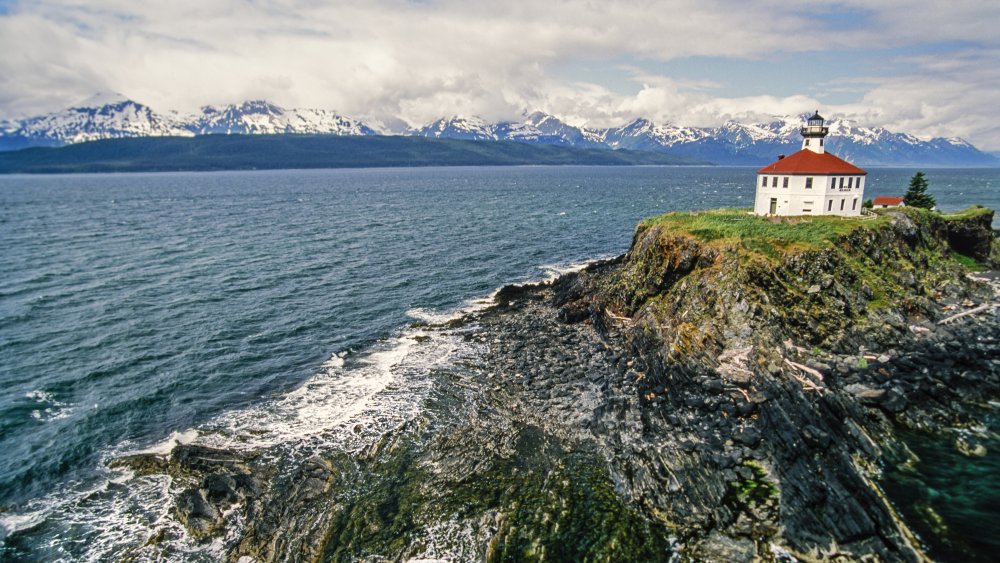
<box><xmin>903</xmin><ymin>171</ymin><xmax>935</xmax><ymax>209</ymax></box>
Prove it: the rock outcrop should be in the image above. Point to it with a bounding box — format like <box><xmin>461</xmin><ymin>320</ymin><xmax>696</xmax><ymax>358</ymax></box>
<box><xmin>111</xmin><ymin>207</ymin><xmax>1000</xmax><ymax>561</ymax></box>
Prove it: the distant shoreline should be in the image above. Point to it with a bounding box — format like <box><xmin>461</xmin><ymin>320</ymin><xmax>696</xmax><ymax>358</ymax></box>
<box><xmin>0</xmin><ymin>134</ymin><xmax>711</xmax><ymax>175</ymax></box>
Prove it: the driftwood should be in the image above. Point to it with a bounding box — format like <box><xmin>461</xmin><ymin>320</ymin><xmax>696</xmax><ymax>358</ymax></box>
<box><xmin>784</xmin><ymin>358</ymin><xmax>825</xmax><ymax>381</ymax></box>
<box><xmin>604</xmin><ymin>310</ymin><xmax>633</xmax><ymax>323</ymax></box>
<box><xmin>789</xmin><ymin>372</ymin><xmax>824</xmax><ymax>392</ymax></box>
<box><xmin>784</xmin><ymin>358</ymin><xmax>825</xmax><ymax>392</ymax></box>
<box><xmin>938</xmin><ymin>303</ymin><xmax>997</xmax><ymax>325</ymax></box>
<box><xmin>733</xmin><ymin>387</ymin><xmax>752</xmax><ymax>402</ymax></box>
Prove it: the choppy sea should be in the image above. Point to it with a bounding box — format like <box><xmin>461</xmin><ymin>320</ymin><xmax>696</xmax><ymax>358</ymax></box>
<box><xmin>1</xmin><ymin>165</ymin><xmax>997</xmax><ymax>560</ymax></box>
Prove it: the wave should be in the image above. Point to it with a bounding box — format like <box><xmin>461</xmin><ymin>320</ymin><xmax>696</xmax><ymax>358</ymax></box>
<box><xmin>0</xmin><ymin>320</ymin><xmax>466</xmax><ymax>559</ymax></box>
<box><xmin>25</xmin><ymin>389</ymin><xmax>75</xmax><ymax>422</ymax></box>
<box><xmin>0</xmin><ymin>265</ymin><xmax>584</xmax><ymax>559</ymax></box>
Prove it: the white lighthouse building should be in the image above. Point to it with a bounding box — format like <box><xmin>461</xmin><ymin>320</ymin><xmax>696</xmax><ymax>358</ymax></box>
<box><xmin>753</xmin><ymin>111</ymin><xmax>867</xmax><ymax>216</ymax></box>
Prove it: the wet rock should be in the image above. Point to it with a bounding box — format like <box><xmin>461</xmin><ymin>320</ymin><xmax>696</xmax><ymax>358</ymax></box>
<box><xmin>175</xmin><ymin>488</ymin><xmax>223</xmax><ymax>541</ymax></box>
<box><xmin>124</xmin><ymin>208</ymin><xmax>1000</xmax><ymax>562</ymax></box>
<box><xmin>204</xmin><ymin>473</ymin><xmax>241</xmax><ymax>504</ymax></box>
<box><xmin>110</xmin><ymin>453</ymin><xmax>168</xmax><ymax>476</ymax></box>
<box><xmin>955</xmin><ymin>437</ymin><xmax>988</xmax><ymax>457</ymax></box>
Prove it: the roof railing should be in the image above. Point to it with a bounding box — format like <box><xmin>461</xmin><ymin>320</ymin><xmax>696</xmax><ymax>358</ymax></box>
<box><xmin>800</xmin><ymin>125</ymin><xmax>829</xmax><ymax>136</ymax></box>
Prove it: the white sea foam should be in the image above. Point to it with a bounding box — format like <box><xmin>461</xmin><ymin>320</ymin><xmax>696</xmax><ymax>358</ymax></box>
<box><xmin>1</xmin><ymin>323</ymin><xmax>467</xmax><ymax>559</ymax></box>
<box><xmin>0</xmin><ymin>510</ymin><xmax>46</xmax><ymax>540</ymax></box>
<box><xmin>26</xmin><ymin>389</ymin><xmax>75</xmax><ymax>422</ymax></box>
<box><xmin>406</xmin><ymin>518</ymin><xmax>482</xmax><ymax>562</ymax></box>
<box><xmin>196</xmin><ymin>329</ymin><xmax>451</xmax><ymax>455</ymax></box>
<box><xmin>321</xmin><ymin>351</ymin><xmax>346</xmax><ymax>369</ymax></box>
<box><xmin>407</xmin><ymin>307</ymin><xmax>461</xmax><ymax>325</ymax></box>
<box><xmin>135</xmin><ymin>429</ymin><xmax>200</xmax><ymax>456</ymax></box>
<box><xmin>539</xmin><ymin>256</ymin><xmax>613</xmax><ymax>282</ymax></box>
<box><xmin>1</xmin><ymin>264</ymin><xmax>586</xmax><ymax>558</ymax></box>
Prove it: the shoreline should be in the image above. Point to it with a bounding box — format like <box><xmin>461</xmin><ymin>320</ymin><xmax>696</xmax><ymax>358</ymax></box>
<box><xmin>83</xmin><ymin>250</ymin><xmax>1000</xmax><ymax>561</ymax></box>
<box><xmin>4</xmin><ymin>207</ymin><xmax>999</xmax><ymax>560</ymax></box>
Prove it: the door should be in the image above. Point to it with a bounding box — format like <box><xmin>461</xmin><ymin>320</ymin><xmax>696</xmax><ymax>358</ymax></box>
<box><xmin>769</xmin><ymin>198</ymin><xmax>777</xmax><ymax>215</ymax></box>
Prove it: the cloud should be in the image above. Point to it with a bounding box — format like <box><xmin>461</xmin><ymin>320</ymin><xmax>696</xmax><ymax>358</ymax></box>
<box><xmin>1</xmin><ymin>0</ymin><xmax>999</xmax><ymax>148</ymax></box>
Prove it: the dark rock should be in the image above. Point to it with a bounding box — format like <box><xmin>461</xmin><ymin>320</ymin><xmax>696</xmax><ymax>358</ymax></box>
<box><xmin>736</xmin><ymin>401</ymin><xmax>758</xmax><ymax>417</ymax></box>
<box><xmin>880</xmin><ymin>388</ymin><xmax>909</xmax><ymax>413</ymax></box>
<box><xmin>175</xmin><ymin>488</ymin><xmax>222</xmax><ymax>540</ymax></box>
<box><xmin>204</xmin><ymin>473</ymin><xmax>241</xmax><ymax>504</ymax></box>
<box><xmin>845</xmin><ymin>383</ymin><xmax>885</xmax><ymax>405</ymax></box>
<box><xmin>494</xmin><ymin>282</ymin><xmax>540</xmax><ymax>306</ymax></box>
<box><xmin>801</xmin><ymin>425</ymin><xmax>832</xmax><ymax>449</ymax></box>
<box><xmin>702</xmin><ymin>379</ymin><xmax>724</xmax><ymax>393</ymax></box>
<box><xmin>126</xmin><ymin>209</ymin><xmax>1000</xmax><ymax>562</ymax></box>
<box><xmin>733</xmin><ymin>426</ymin><xmax>762</xmax><ymax>447</ymax></box>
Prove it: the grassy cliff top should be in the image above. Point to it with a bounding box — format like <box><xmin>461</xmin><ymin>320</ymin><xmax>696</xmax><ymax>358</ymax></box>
<box><xmin>639</xmin><ymin>208</ymin><xmax>887</xmax><ymax>253</ymax></box>
<box><xmin>939</xmin><ymin>205</ymin><xmax>994</xmax><ymax>221</ymax></box>
<box><xmin>638</xmin><ymin>206</ymin><xmax>994</xmax><ymax>260</ymax></box>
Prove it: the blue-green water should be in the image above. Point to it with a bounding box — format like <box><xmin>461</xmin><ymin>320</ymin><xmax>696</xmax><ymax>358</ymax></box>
<box><xmin>0</xmin><ymin>165</ymin><xmax>997</xmax><ymax>559</ymax></box>
<box><xmin>884</xmin><ymin>418</ymin><xmax>1000</xmax><ymax>562</ymax></box>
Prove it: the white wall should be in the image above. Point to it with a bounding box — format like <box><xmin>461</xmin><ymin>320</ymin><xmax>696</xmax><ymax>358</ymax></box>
<box><xmin>754</xmin><ymin>174</ymin><xmax>865</xmax><ymax>216</ymax></box>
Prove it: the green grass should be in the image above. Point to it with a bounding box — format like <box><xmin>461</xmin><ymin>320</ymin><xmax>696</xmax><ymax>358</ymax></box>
<box><xmin>640</xmin><ymin>208</ymin><xmax>886</xmax><ymax>254</ymax></box>
<box><xmin>953</xmin><ymin>253</ymin><xmax>987</xmax><ymax>271</ymax></box>
<box><xmin>729</xmin><ymin>461</ymin><xmax>779</xmax><ymax>505</ymax></box>
<box><xmin>940</xmin><ymin>205</ymin><xmax>993</xmax><ymax>221</ymax></box>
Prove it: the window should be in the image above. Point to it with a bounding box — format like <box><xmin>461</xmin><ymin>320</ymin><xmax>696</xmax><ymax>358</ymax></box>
<box><xmin>828</xmin><ymin>200</ymin><xmax>833</xmax><ymax>211</ymax></box>
<box><xmin>830</xmin><ymin>178</ymin><xmax>836</xmax><ymax>190</ymax></box>
<box><xmin>805</xmin><ymin>139</ymin><xmax>810</xmax><ymax>146</ymax></box>
<box><xmin>848</xmin><ymin>177</ymin><xmax>853</xmax><ymax>189</ymax></box>
<box><xmin>772</xmin><ymin>176</ymin><xmax>778</xmax><ymax>187</ymax></box>
<box><xmin>820</xmin><ymin>139</ymin><xmax>824</xmax><ymax>147</ymax></box>
<box><xmin>840</xmin><ymin>199</ymin><xmax>845</xmax><ymax>210</ymax></box>
<box><xmin>852</xmin><ymin>199</ymin><xmax>858</xmax><ymax>210</ymax></box>
<box><xmin>857</xmin><ymin>177</ymin><xmax>862</xmax><ymax>189</ymax></box>
<box><xmin>782</xmin><ymin>177</ymin><xmax>789</xmax><ymax>188</ymax></box>
<box><xmin>839</xmin><ymin>177</ymin><xmax>845</xmax><ymax>189</ymax></box>
<box><xmin>805</xmin><ymin>177</ymin><xmax>813</xmax><ymax>189</ymax></box>
<box><xmin>762</xmin><ymin>176</ymin><xmax>767</xmax><ymax>187</ymax></box>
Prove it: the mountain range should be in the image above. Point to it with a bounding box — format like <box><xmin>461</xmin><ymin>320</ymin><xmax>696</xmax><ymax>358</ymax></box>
<box><xmin>1</xmin><ymin>93</ymin><xmax>995</xmax><ymax>166</ymax></box>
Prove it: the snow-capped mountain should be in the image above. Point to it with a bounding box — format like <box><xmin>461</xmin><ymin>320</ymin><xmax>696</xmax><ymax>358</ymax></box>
<box><xmin>191</xmin><ymin>100</ymin><xmax>377</xmax><ymax>136</ymax></box>
<box><xmin>410</xmin><ymin>116</ymin><xmax>501</xmax><ymax>141</ymax></box>
<box><xmin>521</xmin><ymin>111</ymin><xmax>606</xmax><ymax>147</ymax></box>
<box><xmin>410</xmin><ymin>113</ymin><xmax>604</xmax><ymax>147</ymax></box>
<box><xmin>408</xmin><ymin>112</ymin><xmax>995</xmax><ymax>166</ymax></box>
<box><xmin>0</xmin><ymin>93</ymin><xmax>192</xmax><ymax>151</ymax></box>
<box><xmin>0</xmin><ymin>95</ymin><xmax>378</xmax><ymax>151</ymax></box>
<box><xmin>1</xmin><ymin>96</ymin><xmax>995</xmax><ymax>166</ymax></box>
<box><xmin>592</xmin><ymin>114</ymin><xmax>994</xmax><ymax>166</ymax></box>
<box><xmin>603</xmin><ymin>118</ymin><xmax>711</xmax><ymax>151</ymax></box>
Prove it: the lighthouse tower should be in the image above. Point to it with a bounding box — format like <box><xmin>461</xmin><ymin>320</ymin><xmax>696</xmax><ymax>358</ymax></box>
<box><xmin>753</xmin><ymin>111</ymin><xmax>867</xmax><ymax>217</ymax></box>
<box><xmin>800</xmin><ymin>110</ymin><xmax>829</xmax><ymax>154</ymax></box>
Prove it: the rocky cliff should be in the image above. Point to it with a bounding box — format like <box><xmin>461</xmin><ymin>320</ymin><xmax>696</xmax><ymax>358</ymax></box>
<box><xmin>544</xmin><ymin>206</ymin><xmax>999</xmax><ymax>560</ymax></box>
<box><xmin>113</xmin><ymin>207</ymin><xmax>1000</xmax><ymax>561</ymax></box>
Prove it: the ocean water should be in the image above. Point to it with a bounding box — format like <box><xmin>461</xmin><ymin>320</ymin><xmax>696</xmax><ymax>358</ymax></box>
<box><xmin>0</xmin><ymin>165</ymin><xmax>997</xmax><ymax>559</ymax></box>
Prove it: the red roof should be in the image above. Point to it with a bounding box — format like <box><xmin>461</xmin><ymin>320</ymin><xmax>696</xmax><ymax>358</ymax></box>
<box><xmin>873</xmin><ymin>196</ymin><xmax>904</xmax><ymax>206</ymax></box>
<box><xmin>757</xmin><ymin>149</ymin><xmax>867</xmax><ymax>175</ymax></box>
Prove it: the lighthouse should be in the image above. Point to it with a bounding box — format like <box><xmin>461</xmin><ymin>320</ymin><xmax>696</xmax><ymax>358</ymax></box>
<box><xmin>753</xmin><ymin>111</ymin><xmax>867</xmax><ymax>217</ymax></box>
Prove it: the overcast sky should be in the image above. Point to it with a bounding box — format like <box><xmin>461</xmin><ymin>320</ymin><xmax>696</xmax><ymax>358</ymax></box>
<box><xmin>2</xmin><ymin>0</ymin><xmax>999</xmax><ymax>149</ymax></box>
